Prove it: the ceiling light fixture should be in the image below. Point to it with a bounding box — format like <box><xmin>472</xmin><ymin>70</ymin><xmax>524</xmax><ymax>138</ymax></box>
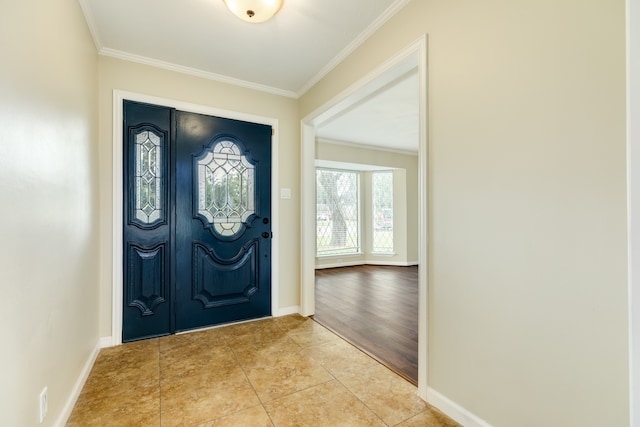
<box><xmin>223</xmin><ymin>0</ymin><xmax>283</xmax><ymax>23</ymax></box>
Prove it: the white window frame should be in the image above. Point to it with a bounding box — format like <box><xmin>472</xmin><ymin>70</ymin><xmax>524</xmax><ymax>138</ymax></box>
<box><xmin>371</xmin><ymin>170</ymin><xmax>394</xmax><ymax>254</ymax></box>
<box><xmin>315</xmin><ymin>168</ymin><xmax>361</xmax><ymax>257</ymax></box>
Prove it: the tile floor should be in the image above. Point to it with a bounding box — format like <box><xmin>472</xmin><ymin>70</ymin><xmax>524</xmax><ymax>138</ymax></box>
<box><xmin>67</xmin><ymin>315</ymin><xmax>460</xmax><ymax>426</ymax></box>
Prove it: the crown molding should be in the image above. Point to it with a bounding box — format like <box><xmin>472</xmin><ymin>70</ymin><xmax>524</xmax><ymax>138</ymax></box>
<box><xmin>79</xmin><ymin>0</ymin><xmax>296</xmax><ymax>98</ymax></box>
<box><xmin>78</xmin><ymin>0</ymin><xmax>103</xmax><ymax>52</ymax></box>
<box><xmin>316</xmin><ymin>137</ymin><xmax>418</xmax><ymax>156</ymax></box>
<box><xmin>99</xmin><ymin>48</ymin><xmax>298</xmax><ymax>98</ymax></box>
<box><xmin>296</xmin><ymin>0</ymin><xmax>412</xmax><ymax>97</ymax></box>
<box><xmin>78</xmin><ymin>0</ymin><xmax>410</xmax><ymax>100</ymax></box>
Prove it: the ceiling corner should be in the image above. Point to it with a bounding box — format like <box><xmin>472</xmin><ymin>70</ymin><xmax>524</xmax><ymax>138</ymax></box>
<box><xmin>296</xmin><ymin>0</ymin><xmax>412</xmax><ymax>97</ymax></box>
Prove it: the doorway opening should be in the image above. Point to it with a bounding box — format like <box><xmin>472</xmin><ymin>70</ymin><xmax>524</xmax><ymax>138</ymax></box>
<box><xmin>314</xmin><ymin>265</ymin><xmax>419</xmax><ymax>383</ymax></box>
<box><xmin>300</xmin><ymin>35</ymin><xmax>428</xmax><ymax>398</ymax></box>
<box><xmin>312</xmin><ymin>154</ymin><xmax>418</xmax><ymax>382</ymax></box>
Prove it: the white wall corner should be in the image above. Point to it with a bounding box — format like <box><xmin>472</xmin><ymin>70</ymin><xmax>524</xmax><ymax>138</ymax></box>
<box><xmin>99</xmin><ymin>336</ymin><xmax>114</xmax><ymax>348</ymax></box>
<box><xmin>628</xmin><ymin>0</ymin><xmax>640</xmax><ymax>425</ymax></box>
<box><xmin>54</xmin><ymin>340</ymin><xmax>102</xmax><ymax>427</ymax></box>
<box><xmin>427</xmin><ymin>387</ymin><xmax>494</xmax><ymax>427</ymax></box>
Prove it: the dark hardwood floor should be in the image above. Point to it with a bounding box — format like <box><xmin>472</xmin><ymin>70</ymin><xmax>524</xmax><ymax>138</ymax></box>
<box><xmin>313</xmin><ymin>265</ymin><xmax>418</xmax><ymax>384</ymax></box>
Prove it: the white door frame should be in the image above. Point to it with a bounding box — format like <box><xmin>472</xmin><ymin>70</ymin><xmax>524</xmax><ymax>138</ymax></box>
<box><xmin>299</xmin><ymin>35</ymin><xmax>429</xmax><ymax>399</ymax></box>
<box><xmin>111</xmin><ymin>90</ymin><xmax>280</xmax><ymax>346</ymax></box>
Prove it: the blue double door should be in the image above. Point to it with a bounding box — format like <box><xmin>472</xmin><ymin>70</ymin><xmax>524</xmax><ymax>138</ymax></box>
<box><xmin>122</xmin><ymin>100</ymin><xmax>272</xmax><ymax>342</ymax></box>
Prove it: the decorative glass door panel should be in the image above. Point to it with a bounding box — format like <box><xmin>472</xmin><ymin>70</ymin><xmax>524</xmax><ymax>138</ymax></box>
<box><xmin>134</xmin><ymin>129</ymin><xmax>164</xmax><ymax>225</ymax></box>
<box><xmin>195</xmin><ymin>139</ymin><xmax>256</xmax><ymax>238</ymax></box>
<box><xmin>175</xmin><ymin>110</ymin><xmax>272</xmax><ymax>332</ymax></box>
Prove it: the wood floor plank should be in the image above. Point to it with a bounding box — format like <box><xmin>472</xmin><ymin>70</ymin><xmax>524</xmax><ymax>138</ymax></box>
<box><xmin>313</xmin><ymin>265</ymin><xmax>419</xmax><ymax>384</ymax></box>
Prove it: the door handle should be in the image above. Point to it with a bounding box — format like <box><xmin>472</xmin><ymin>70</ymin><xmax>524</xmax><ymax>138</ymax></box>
<box><xmin>262</xmin><ymin>232</ymin><xmax>271</xmax><ymax>239</ymax></box>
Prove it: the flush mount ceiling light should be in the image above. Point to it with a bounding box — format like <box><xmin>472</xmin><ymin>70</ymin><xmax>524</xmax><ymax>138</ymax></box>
<box><xmin>223</xmin><ymin>0</ymin><xmax>283</xmax><ymax>23</ymax></box>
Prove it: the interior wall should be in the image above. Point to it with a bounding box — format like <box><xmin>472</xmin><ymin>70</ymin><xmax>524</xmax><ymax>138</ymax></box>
<box><xmin>302</xmin><ymin>1</ymin><xmax>629</xmax><ymax>426</ymax></box>
<box><xmin>0</xmin><ymin>0</ymin><xmax>100</xmax><ymax>425</ymax></box>
<box><xmin>97</xmin><ymin>57</ymin><xmax>301</xmax><ymax>338</ymax></box>
<box><xmin>628</xmin><ymin>0</ymin><xmax>640</xmax><ymax>423</ymax></box>
<box><xmin>315</xmin><ymin>140</ymin><xmax>418</xmax><ymax>268</ymax></box>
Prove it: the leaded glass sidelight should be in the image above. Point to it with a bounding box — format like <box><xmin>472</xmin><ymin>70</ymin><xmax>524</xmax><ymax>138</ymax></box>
<box><xmin>196</xmin><ymin>139</ymin><xmax>255</xmax><ymax>237</ymax></box>
<box><xmin>134</xmin><ymin>130</ymin><xmax>163</xmax><ymax>225</ymax></box>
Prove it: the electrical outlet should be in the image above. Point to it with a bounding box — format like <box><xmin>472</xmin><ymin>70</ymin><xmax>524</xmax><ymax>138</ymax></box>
<box><xmin>39</xmin><ymin>387</ymin><xmax>48</xmax><ymax>423</ymax></box>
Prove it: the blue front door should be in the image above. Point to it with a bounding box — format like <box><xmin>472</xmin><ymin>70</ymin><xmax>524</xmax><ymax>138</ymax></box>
<box><xmin>122</xmin><ymin>101</ymin><xmax>272</xmax><ymax>342</ymax></box>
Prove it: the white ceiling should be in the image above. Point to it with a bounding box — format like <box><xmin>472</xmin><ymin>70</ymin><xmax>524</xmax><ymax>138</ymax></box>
<box><xmin>316</xmin><ymin>68</ymin><xmax>419</xmax><ymax>153</ymax></box>
<box><xmin>79</xmin><ymin>0</ymin><xmax>418</xmax><ymax>152</ymax></box>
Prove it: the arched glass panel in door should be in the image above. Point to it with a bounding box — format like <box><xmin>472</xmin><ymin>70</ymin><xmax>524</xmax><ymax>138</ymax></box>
<box><xmin>195</xmin><ymin>139</ymin><xmax>256</xmax><ymax>238</ymax></box>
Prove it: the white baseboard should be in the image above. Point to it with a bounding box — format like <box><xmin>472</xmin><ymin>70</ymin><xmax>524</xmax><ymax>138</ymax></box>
<box><xmin>427</xmin><ymin>387</ymin><xmax>493</xmax><ymax>427</ymax></box>
<box><xmin>365</xmin><ymin>260</ymin><xmax>419</xmax><ymax>266</ymax></box>
<box><xmin>98</xmin><ymin>336</ymin><xmax>113</xmax><ymax>348</ymax></box>
<box><xmin>315</xmin><ymin>259</ymin><xmax>364</xmax><ymax>269</ymax></box>
<box><xmin>54</xmin><ymin>340</ymin><xmax>102</xmax><ymax>427</ymax></box>
<box><xmin>315</xmin><ymin>260</ymin><xmax>419</xmax><ymax>269</ymax></box>
<box><xmin>276</xmin><ymin>305</ymin><xmax>301</xmax><ymax>316</ymax></box>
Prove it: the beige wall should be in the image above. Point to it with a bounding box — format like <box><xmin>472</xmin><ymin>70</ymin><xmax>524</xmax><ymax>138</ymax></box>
<box><xmin>97</xmin><ymin>57</ymin><xmax>301</xmax><ymax>337</ymax></box>
<box><xmin>0</xmin><ymin>0</ymin><xmax>100</xmax><ymax>425</ymax></box>
<box><xmin>0</xmin><ymin>0</ymin><xmax>629</xmax><ymax>425</ymax></box>
<box><xmin>302</xmin><ymin>1</ymin><xmax>629</xmax><ymax>426</ymax></box>
<box><xmin>315</xmin><ymin>140</ymin><xmax>419</xmax><ymax>268</ymax></box>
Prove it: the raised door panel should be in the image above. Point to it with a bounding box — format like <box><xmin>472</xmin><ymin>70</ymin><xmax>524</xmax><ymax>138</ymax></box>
<box><xmin>174</xmin><ymin>111</ymin><xmax>272</xmax><ymax>331</ymax></box>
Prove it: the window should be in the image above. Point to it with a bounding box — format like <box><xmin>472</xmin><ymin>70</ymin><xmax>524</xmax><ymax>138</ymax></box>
<box><xmin>372</xmin><ymin>171</ymin><xmax>393</xmax><ymax>253</ymax></box>
<box><xmin>316</xmin><ymin>169</ymin><xmax>360</xmax><ymax>256</ymax></box>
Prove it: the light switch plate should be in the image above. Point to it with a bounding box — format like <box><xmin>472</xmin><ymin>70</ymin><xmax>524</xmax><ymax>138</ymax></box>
<box><xmin>280</xmin><ymin>188</ymin><xmax>291</xmax><ymax>199</ymax></box>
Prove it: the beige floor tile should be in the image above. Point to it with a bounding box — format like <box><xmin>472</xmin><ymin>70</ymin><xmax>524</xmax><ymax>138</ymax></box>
<box><xmin>102</xmin><ymin>336</ymin><xmax>159</xmax><ymax>357</ymax></box>
<box><xmin>286</xmin><ymin>324</ymin><xmax>342</xmax><ymax>348</ymax></box>
<box><xmin>161</xmin><ymin>350</ymin><xmax>238</xmax><ymax>382</ymax></box>
<box><xmin>264</xmin><ymin>379</ymin><xmax>385</xmax><ymax>427</ymax></box>
<box><xmin>303</xmin><ymin>338</ymin><xmax>380</xmax><ymax>377</ymax></box>
<box><xmin>160</xmin><ymin>339</ymin><xmax>237</xmax><ymax>381</ymax></box>
<box><xmin>224</xmin><ymin>324</ymin><xmax>297</xmax><ymax>348</ymax></box>
<box><xmin>223</xmin><ymin>324</ymin><xmax>290</xmax><ymax>350</ymax></box>
<box><xmin>219</xmin><ymin>318</ymin><xmax>282</xmax><ymax>340</ymax></box>
<box><xmin>82</xmin><ymin>360</ymin><xmax>160</xmax><ymax>399</ymax></box>
<box><xmin>159</xmin><ymin>327</ymin><xmax>227</xmax><ymax>352</ymax></box>
<box><xmin>338</xmin><ymin>363</ymin><xmax>427</xmax><ymax>426</ymax></box>
<box><xmin>67</xmin><ymin>317</ymin><xmax>460</xmax><ymax>427</ymax></box>
<box><xmin>196</xmin><ymin>405</ymin><xmax>275</xmax><ymax>427</ymax></box>
<box><xmin>67</xmin><ymin>383</ymin><xmax>160</xmax><ymax>427</ymax></box>
<box><xmin>271</xmin><ymin>314</ymin><xmax>317</xmax><ymax>332</ymax></box>
<box><xmin>90</xmin><ymin>338</ymin><xmax>159</xmax><ymax>378</ymax></box>
<box><xmin>76</xmin><ymin>340</ymin><xmax>160</xmax><ymax>407</ymax></box>
<box><xmin>160</xmin><ymin>364</ymin><xmax>260</xmax><ymax>426</ymax></box>
<box><xmin>232</xmin><ymin>335</ymin><xmax>302</xmax><ymax>368</ymax></box>
<box><xmin>394</xmin><ymin>407</ymin><xmax>463</xmax><ymax>427</ymax></box>
<box><xmin>243</xmin><ymin>350</ymin><xmax>334</xmax><ymax>402</ymax></box>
